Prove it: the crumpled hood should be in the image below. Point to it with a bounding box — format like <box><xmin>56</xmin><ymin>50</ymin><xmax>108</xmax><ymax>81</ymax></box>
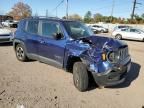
<box><xmin>81</xmin><ymin>35</ymin><xmax>127</xmax><ymax>51</ymax></box>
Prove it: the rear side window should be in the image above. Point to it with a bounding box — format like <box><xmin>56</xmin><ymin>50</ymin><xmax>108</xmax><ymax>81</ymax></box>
<box><xmin>121</xmin><ymin>29</ymin><xmax>128</xmax><ymax>32</ymax></box>
<box><xmin>42</xmin><ymin>22</ymin><xmax>61</xmax><ymax>38</ymax></box>
<box><xmin>93</xmin><ymin>25</ymin><xmax>98</xmax><ymax>27</ymax></box>
<box><xmin>18</xmin><ymin>20</ymin><xmax>26</xmax><ymax>30</ymax></box>
<box><xmin>27</xmin><ymin>20</ymin><xmax>39</xmax><ymax>34</ymax></box>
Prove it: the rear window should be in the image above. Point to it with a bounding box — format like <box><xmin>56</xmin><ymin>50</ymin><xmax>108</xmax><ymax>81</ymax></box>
<box><xmin>26</xmin><ymin>20</ymin><xmax>39</xmax><ymax>34</ymax></box>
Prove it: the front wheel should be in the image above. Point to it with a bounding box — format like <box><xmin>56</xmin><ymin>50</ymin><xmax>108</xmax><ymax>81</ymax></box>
<box><xmin>115</xmin><ymin>34</ymin><xmax>122</xmax><ymax>40</ymax></box>
<box><xmin>101</xmin><ymin>30</ymin><xmax>105</xmax><ymax>33</ymax></box>
<box><xmin>15</xmin><ymin>44</ymin><xmax>28</xmax><ymax>62</ymax></box>
<box><xmin>73</xmin><ymin>62</ymin><xmax>89</xmax><ymax>92</ymax></box>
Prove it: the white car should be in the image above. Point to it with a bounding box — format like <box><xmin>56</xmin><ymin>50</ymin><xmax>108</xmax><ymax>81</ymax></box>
<box><xmin>90</xmin><ymin>25</ymin><xmax>108</xmax><ymax>33</ymax></box>
<box><xmin>2</xmin><ymin>20</ymin><xmax>18</xmax><ymax>28</ymax></box>
<box><xmin>0</xmin><ymin>23</ymin><xmax>13</xmax><ymax>43</ymax></box>
<box><xmin>112</xmin><ymin>28</ymin><xmax>144</xmax><ymax>41</ymax></box>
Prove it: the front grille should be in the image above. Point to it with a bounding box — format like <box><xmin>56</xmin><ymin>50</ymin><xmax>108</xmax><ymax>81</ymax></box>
<box><xmin>0</xmin><ymin>38</ymin><xmax>10</xmax><ymax>42</ymax></box>
<box><xmin>118</xmin><ymin>47</ymin><xmax>129</xmax><ymax>60</ymax></box>
<box><xmin>0</xmin><ymin>34</ymin><xmax>10</xmax><ymax>36</ymax></box>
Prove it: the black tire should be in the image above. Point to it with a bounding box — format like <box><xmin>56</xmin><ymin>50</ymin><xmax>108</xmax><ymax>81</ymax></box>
<box><xmin>115</xmin><ymin>34</ymin><xmax>122</xmax><ymax>40</ymax></box>
<box><xmin>101</xmin><ymin>30</ymin><xmax>105</xmax><ymax>33</ymax></box>
<box><xmin>15</xmin><ymin>44</ymin><xmax>28</xmax><ymax>62</ymax></box>
<box><xmin>73</xmin><ymin>62</ymin><xmax>89</xmax><ymax>92</ymax></box>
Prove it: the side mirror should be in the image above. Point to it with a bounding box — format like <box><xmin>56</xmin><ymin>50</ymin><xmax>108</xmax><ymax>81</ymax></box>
<box><xmin>53</xmin><ymin>33</ymin><xmax>63</xmax><ymax>40</ymax></box>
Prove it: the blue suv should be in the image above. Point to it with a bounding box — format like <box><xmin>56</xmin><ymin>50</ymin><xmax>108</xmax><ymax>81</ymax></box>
<box><xmin>13</xmin><ymin>17</ymin><xmax>131</xmax><ymax>91</ymax></box>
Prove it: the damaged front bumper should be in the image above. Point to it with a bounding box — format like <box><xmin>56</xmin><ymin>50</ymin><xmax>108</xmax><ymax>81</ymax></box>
<box><xmin>89</xmin><ymin>56</ymin><xmax>131</xmax><ymax>86</ymax></box>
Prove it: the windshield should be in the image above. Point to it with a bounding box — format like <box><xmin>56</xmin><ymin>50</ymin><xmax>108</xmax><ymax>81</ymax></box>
<box><xmin>63</xmin><ymin>21</ymin><xmax>93</xmax><ymax>39</ymax></box>
<box><xmin>138</xmin><ymin>29</ymin><xmax>144</xmax><ymax>33</ymax></box>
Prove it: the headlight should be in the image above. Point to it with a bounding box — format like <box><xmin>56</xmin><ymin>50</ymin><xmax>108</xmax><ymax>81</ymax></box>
<box><xmin>102</xmin><ymin>53</ymin><xmax>107</xmax><ymax>61</ymax></box>
<box><xmin>107</xmin><ymin>51</ymin><xmax>120</xmax><ymax>63</ymax></box>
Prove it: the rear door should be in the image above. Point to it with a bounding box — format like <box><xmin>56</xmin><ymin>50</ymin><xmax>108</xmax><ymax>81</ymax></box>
<box><xmin>25</xmin><ymin>20</ymin><xmax>39</xmax><ymax>56</ymax></box>
<box><xmin>120</xmin><ymin>28</ymin><xmax>130</xmax><ymax>39</ymax></box>
<box><xmin>37</xmin><ymin>21</ymin><xmax>66</xmax><ymax>67</ymax></box>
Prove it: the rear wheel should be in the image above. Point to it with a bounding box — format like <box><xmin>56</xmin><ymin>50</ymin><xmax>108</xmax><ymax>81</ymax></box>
<box><xmin>115</xmin><ymin>34</ymin><xmax>122</xmax><ymax>40</ymax></box>
<box><xmin>15</xmin><ymin>44</ymin><xmax>28</xmax><ymax>61</ymax></box>
<box><xmin>73</xmin><ymin>62</ymin><xmax>89</xmax><ymax>92</ymax></box>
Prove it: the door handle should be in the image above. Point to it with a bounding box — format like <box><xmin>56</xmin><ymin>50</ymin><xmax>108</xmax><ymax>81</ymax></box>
<box><xmin>40</xmin><ymin>40</ymin><xmax>46</xmax><ymax>44</ymax></box>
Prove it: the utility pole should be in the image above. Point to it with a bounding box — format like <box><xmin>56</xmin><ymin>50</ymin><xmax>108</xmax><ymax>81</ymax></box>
<box><xmin>110</xmin><ymin>0</ymin><xmax>115</xmax><ymax>23</ymax></box>
<box><xmin>66</xmin><ymin>0</ymin><xmax>69</xmax><ymax>19</ymax></box>
<box><xmin>56</xmin><ymin>8</ymin><xmax>57</xmax><ymax>17</ymax></box>
<box><xmin>131</xmin><ymin>0</ymin><xmax>142</xmax><ymax>20</ymax></box>
<box><xmin>131</xmin><ymin>0</ymin><xmax>137</xmax><ymax>20</ymax></box>
<box><xmin>46</xmin><ymin>9</ymin><xmax>48</xmax><ymax>17</ymax></box>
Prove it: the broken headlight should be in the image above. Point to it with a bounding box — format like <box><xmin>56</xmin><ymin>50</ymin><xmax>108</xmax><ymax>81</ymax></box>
<box><xmin>107</xmin><ymin>51</ymin><xmax>120</xmax><ymax>63</ymax></box>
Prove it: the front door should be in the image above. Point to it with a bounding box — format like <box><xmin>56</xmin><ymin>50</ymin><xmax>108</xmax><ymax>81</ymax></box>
<box><xmin>38</xmin><ymin>21</ymin><xmax>66</xmax><ymax>67</ymax></box>
<box><xmin>129</xmin><ymin>28</ymin><xmax>143</xmax><ymax>40</ymax></box>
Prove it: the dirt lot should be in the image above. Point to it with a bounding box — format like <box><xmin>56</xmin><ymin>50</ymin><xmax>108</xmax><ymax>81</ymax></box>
<box><xmin>0</xmin><ymin>38</ymin><xmax>144</xmax><ymax>108</ymax></box>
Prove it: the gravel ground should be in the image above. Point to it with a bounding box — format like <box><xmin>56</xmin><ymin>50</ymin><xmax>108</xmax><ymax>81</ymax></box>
<box><xmin>0</xmin><ymin>38</ymin><xmax>144</xmax><ymax>108</ymax></box>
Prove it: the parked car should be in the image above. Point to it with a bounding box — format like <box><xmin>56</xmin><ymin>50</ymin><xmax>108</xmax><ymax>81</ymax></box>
<box><xmin>87</xmin><ymin>25</ymin><xmax>99</xmax><ymax>34</ymax></box>
<box><xmin>2</xmin><ymin>20</ymin><xmax>18</xmax><ymax>28</ymax></box>
<box><xmin>13</xmin><ymin>17</ymin><xmax>131</xmax><ymax>91</ymax></box>
<box><xmin>112</xmin><ymin>27</ymin><xmax>144</xmax><ymax>41</ymax></box>
<box><xmin>89</xmin><ymin>24</ymin><xmax>108</xmax><ymax>33</ymax></box>
<box><xmin>0</xmin><ymin>23</ymin><xmax>13</xmax><ymax>43</ymax></box>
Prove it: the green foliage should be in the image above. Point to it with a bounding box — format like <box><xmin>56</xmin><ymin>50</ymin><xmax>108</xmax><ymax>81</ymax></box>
<box><xmin>141</xmin><ymin>13</ymin><xmax>144</xmax><ymax>19</ymax></box>
<box><xmin>84</xmin><ymin>11</ymin><xmax>92</xmax><ymax>23</ymax></box>
<box><xmin>68</xmin><ymin>14</ymin><xmax>82</xmax><ymax>21</ymax></box>
<box><xmin>63</xmin><ymin>11</ymin><xmax>144</xmax><ymax>24</ymax></box>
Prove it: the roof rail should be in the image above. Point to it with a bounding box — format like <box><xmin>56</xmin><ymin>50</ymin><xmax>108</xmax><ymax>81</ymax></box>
<box><xmin>28</xmin><ymin>16</ymin><xmax>60</xmax><ymax>19</ymax></box>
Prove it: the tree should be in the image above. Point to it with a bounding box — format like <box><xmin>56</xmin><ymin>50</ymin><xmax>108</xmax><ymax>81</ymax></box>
<box><xmin>93</xmin><ymin>13</ymin><xmax>103</xmax><ymax>22</ymax></box>
<box><xmin>134</xmin><ymin>14</ymin><xmax>143</xmax><ymax>23</ymax></box>
<box><xmin>84</xmin><ymin>11</ymin><xmax>92</xmax><ymax>23</ymax></box>
<box><xmin>141</xmin><ymin>13</ymin><xmax>144</xmax><ymax>19</ymax></box>
<box><xmin>7</xmin><ymin>2</ymin><xmax>32</xmax><ymax>20</ymax></box>
<box><xmin>62</xmin><ymin>16</ymin><xmax>67</xmax><ymax>19</ymax></box>
<box><xmin>68</xmin><ymin>14</ymin><xmax>82</xmax><ymax>21</ymax></box>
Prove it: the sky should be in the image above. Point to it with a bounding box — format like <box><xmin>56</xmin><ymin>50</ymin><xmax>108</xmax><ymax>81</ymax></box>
<box><xmin>0</xmin><ymin>0</ymin><xmax>144</xmax><ymax>18</ymax></box>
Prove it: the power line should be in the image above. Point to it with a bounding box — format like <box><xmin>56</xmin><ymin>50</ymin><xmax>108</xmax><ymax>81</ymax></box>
<box><xmin>51</xmin><ymin>0</ymin><xmax>64</xmax><ymax>17</ymax></box>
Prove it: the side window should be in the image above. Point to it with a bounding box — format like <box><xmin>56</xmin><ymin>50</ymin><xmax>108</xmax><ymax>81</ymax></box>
<box><xmin>27</xmin><ymin>20</ymin><xmax>39</xmax><ymax>34</ymax></box>
<box><xmin>42</xmin><ymin>22</ymin><xmax>62</xmax><ymax>38</ymax></box>
<box><xmin>93</xmin><ymin>25</ymin><xmax>98</xmax><ymax>27</ymax></box>
<box><xmin>130</xmin><ymin>29</ymin><xmax>139</xmax><ymax>33</ymax></box>
<box><xmin>18</xmin><ymin>20</ymin><xmax>26</xmax><ymax>30</ymax></box>
<box><xmin>121</xmin><ymin>29</ymin><xmax>128</xmax><ymax>32</ymax></box>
